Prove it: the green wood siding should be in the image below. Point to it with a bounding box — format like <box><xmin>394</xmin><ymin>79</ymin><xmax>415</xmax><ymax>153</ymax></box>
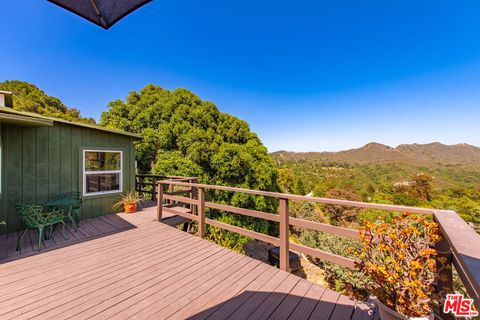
<box><xmin>0</xmin><ymin>122</ymin><xmax>136</xmax><ymax>233</ymax></box>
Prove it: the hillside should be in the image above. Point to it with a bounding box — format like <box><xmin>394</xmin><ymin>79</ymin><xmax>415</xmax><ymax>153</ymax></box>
<box><xmin>272</xmin><ymin>142</ymin><xmax>480</xmax><ymax>167</ymax></box>
<box><xmin>272</xmin><ymin>142</ymin><xmax>480</xmax><ymax>225</ymax></box>
<box><xmin>0</xmin><ymin>80</ymin><xmax>95</xmax><ymax>124</ymax></box>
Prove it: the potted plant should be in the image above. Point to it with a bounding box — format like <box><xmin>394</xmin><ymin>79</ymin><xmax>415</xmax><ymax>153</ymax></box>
<box><xmin>113</xmin><ymin>191</ymin><xmax>143</xmax><ymax>213</ymax></box>
<box><xmin>353</xmin><ymin>213</ymin><xmax>441</xmax><ymax>320</ymax></box>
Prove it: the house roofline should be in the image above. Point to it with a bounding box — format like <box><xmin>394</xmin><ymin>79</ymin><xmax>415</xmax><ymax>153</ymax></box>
<box><xmin>0</xmin><ymin>106</ymin><xmax>142</xmax><ymax>139</ymax></box>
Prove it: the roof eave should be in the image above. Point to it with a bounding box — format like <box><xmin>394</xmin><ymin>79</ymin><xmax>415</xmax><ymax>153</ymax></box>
<box><xmin>0</xmin><ymin>113</ymin><xmax>54</xmax><ymax>127</ymax></box>
<box><xmin>0</xmin><ymin>107</ymin><xmax>142</xmax><ymax>139</ymax></box>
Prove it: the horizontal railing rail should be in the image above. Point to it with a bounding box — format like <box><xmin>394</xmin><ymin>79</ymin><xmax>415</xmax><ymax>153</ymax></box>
<box><xmin>156</xmin><ymin>179</ymin><xmax>480</xmax><ymax>312</ymax></box>
<box><xmin>156</xmin><ymin>180</ymin><xmax>435</xmax><ymax>215</ymax></box>
<box><xmin>135</xmin><ymin>175</ymin><xmax>197</xmax><ymax>201</ymax></box>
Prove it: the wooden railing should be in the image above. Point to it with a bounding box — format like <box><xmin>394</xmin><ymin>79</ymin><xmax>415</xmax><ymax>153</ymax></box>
<box><xmin>135</xmin><ymin>175</ymin><xmax>197</xmax><ymax>201</ymax></box>
<box><xmin>156</xmin><ymin>179</ymin><xmax>480</xmax><ymax>311</ymax></box>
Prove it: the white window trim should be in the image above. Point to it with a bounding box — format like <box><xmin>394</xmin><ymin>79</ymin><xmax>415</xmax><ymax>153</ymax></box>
<box><xmin>82</xmin><ymin>149</ymin><xmax>123</xmax><ymax>197</ymax></box>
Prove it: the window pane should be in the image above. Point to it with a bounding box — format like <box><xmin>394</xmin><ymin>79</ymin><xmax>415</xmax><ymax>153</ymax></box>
<box><xmin>86</xmin><ymin>173</ymin><xmax>121</xmax><ymax>193</ymax></box>
<box><xmin>85</xmin><ymin>151</ymin><xmax>121</xmax><ymax>171</ymax></box>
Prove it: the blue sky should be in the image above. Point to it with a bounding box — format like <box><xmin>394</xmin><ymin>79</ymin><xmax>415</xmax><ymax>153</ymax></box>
<box><xmin>1</xmin><ymin>0</ymin><xmax>480</xmax><ymax>152</ymax></box>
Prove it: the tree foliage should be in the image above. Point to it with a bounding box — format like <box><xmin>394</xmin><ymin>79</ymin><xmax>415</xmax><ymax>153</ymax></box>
<box><xmin>323</xmin><ymin>188</ymin><xmax>362</xmax><ymax>227</ymax></box>
<box><xmin>278</xmin><ymin>167</ymin><xmax>306</xmax><ymax>195</ymax></box>
<box><xmin>0</xmin><ymin>80</ymin><xmax>95</xmax><ymax>123</ymax></box>
<box><xmin>100</xmin><ymin>84</ymin><xmax>280</xmax><ymax>251</ymax></box>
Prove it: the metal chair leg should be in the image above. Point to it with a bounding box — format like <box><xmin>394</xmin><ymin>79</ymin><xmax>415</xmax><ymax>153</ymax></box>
<box><xmin>37</xmin><ymin>227</ymin><xmax>44</xmax><ymax>252</ymax></box>
<box><xmin>61</xmin><ymin>221</ymin><xmax>68</xmax><ymax>240</ymax></box>
<box><xmin>48</xmin><ymin>225</ymin><xmax>54</xmax><ymax>239</ymax></box>
<box><xmin>73</xmin><ymin>209</ymin><xmax>80</xmax><ymax>230</ymax></box>
<box><xmin>67</xmin><ymin>208</ymin><xmax>78</xmax><ymax>232</ymax></box>
<box><xmin>16</xmin><ymin>228</ymin><xmax>28</xmax><ymax>251</ymax></box>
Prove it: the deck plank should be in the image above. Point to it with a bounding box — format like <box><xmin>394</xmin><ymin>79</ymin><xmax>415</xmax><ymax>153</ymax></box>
<box><xmin>85</xmin><ymin>245</ymin><xmax>232</xmax><ymax>319</ymax></box>
<box><xmin>308</xmin><ymin>288</ymin><xmax>340</xmax><ymax>320</ymax></box>
<box><xmin>224</xmin><ymin>270</ymin><xmax>291</xmax><ymax>319</ymax></box>
<box><xmin>150</xmin><ymin>253</ymin><xmax>255</xmax><ymax>319</ymax></box>
<box><xmin>287</xmin><ymin>283</ymin><xmax>325</xmax><ymax>320</ymax></box>
<box><xmin>17</xmin><ymin>239</ymin><xmax>210</xmax><ymax>320</ymax></box>
<box><xmin>0</xmin><ymin>230</ymin><xmax>187</xmax><ymax>306</ymax></box>
<box><xmin>0</xmin><ymin>229</ymin><xmax>178</xmax><ymax>302</ymax></box>
<box><xmin>188</xmin><ymin>263</ymin><xmax>273</xmax><ymax>320</ymax></box>
<box><xmin>0</xmin><ymin>224</ymin><xmax>169</xmax><ymax>284</ymax></box>
<box><xmin>328</xmin><ymin>294</ymin><xmax>356</xmax><ymax>320</ymax></box>
<box><xmin>205</xmin><ymin>268</ymin><xmax>281</xmax><ymax>320</ymax></box>
<box><xmin>246</xmin><ymin>273</ymin><xmax>301</xmax><ymax>320</ymax></box>
<box><xmin>172</xmin><ymin>259</ymin><xmax>264</xmax><ymax>319</ymax></box>
<box><xmin>266</xmin><ymin>279</ymin><xmax>312</xmax><ymax>320</ymax></box>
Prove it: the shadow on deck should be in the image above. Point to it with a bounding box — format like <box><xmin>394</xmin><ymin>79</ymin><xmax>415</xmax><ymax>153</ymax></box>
<box><xmin>0</xmin><ymin>209</ymin><xmax>144</xmax><ymax>264</ymax></box>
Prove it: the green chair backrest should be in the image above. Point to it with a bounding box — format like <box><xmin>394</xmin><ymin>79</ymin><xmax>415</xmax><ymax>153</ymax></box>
<box><xmin>15</xmin><ymin>204</ymin><xmax>44</xmax><ymax>228</ymax></box>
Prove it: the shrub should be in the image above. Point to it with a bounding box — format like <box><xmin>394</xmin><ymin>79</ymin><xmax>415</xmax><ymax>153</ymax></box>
<box><xmin>298</xmin><ymin>230</ymin><xmax>369</xmax><ymax>299</ymax></box>
<box><xmin>323</xmin><ymin>188</ymin><xmax>362</xmax><ymax>227</ymax></box>
<box><xmin>354</xmin><ymin>213</ymin><xmax>440</xmax><ymax>317</ymax></box>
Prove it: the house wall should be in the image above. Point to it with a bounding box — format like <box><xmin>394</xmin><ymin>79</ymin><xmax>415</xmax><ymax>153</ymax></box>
<box><xmin>0</xmin><ymin>122</ymin><xmax>136</xmax><ymax>233</ymax></box>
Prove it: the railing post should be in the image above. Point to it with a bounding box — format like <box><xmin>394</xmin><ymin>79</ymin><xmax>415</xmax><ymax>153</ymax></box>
<box><xmin>168</xmin><ymin>183</ymin><xmax>174</xmax><ymax>205</ymax></box>
<box><xmin>198</xmin><ymin>187</ymin><xmax>206</xmax><ymax>238</ymax></box>
<box><xmin>279</xmin><ymin>198</ymin><xmax>290</xmax><ymax>272</ymax></box>
<box><xmin>156</xmin><ymin>182</ymin><xmax>163</xmax><ymax>221</ymax></box>
<box><xmin>138</xmin><ymin>176</ymin><xmax>144</xmax><ymax>196</ymax></box>
<box><xmin>151</xmin><ymin>177</ymin><xmax>157</xmax><ymax>201</ymax></box>
<box><xmin>191</xmin><ymin>178</ymin><xmax>198</xmax><ymax>216</ymax></box>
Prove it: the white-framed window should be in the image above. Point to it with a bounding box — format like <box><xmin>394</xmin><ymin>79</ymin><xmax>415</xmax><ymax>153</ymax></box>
<box><xmin>83</xmin><ymin>149</ymin><xmax>123</xmax><ymax>197</ymax></box>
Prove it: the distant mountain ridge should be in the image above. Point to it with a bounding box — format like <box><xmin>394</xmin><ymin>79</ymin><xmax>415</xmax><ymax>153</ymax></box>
<box><xmin>271</xmin><ymin>142</ymin><xmax>480</xmax><ymax>167</ymax></box>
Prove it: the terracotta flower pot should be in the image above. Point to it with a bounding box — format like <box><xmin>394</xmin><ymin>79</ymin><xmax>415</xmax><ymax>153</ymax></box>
<box><xmin>124</xmin><ymin>202</ymin><xmax>138</xmax><ymax>213</ymax></box>
<box><xmin>373</xmin><ymin>297</ymin><xmax>430</xmax><ymax>320</ymax></box>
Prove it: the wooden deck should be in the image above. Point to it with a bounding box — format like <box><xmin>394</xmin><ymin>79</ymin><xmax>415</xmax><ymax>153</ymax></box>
<box><xmin>0</xmin><ymin>206</ymin><xmax>375</xmax><ymax>319</ymax></box>
<box><xmin>0</xmin><ymin>204</ymin><xmax>185</xmax><ymax>263</ymax></box>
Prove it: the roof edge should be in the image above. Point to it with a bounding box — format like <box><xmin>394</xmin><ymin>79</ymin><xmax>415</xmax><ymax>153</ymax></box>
<box><xmin>0</xmin><ymin>107</ymin><xmax>142</xmax><ymax>139</ymax></box>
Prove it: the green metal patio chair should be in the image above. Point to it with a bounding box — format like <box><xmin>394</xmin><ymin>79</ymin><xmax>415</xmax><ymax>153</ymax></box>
<box><xmin>46</xmin><ymin>192</ymin><xmax>82</xmax><ymax>232</ymax></box>
<box><xmin>15</xmin><ymin>204</ymin><xmax>67</xmax><ymax>252</ymax></box>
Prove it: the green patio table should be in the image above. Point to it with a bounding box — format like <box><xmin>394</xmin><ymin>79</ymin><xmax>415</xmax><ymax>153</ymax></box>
<box><xmin>45</xmin><ymin>192</ymin><xmax>82</xmax><ymax>232</ymax></box>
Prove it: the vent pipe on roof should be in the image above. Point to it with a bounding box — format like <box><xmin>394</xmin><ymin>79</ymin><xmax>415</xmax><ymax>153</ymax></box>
<box><xmin>0</xmin><ymin>91</ymin><xmax>13</xmax><ymax>108</ymax></box>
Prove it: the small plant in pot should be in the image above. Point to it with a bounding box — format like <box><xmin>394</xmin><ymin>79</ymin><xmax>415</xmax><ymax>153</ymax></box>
<box><xmin>113</xmin><ymin>191</ymin><xmax>143</xmax><ymax>213</ymax></box>
<box><xmin>353</xmin><ymin>213</ymin><xmax>441</xmax><ymax>320</ymax></box>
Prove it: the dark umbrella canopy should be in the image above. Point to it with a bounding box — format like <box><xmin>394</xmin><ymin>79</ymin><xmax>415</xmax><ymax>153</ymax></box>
<box><xmin>48</xmin><ymin>0</ymin><xmax>153</xmax><ymax>29</ymax></box>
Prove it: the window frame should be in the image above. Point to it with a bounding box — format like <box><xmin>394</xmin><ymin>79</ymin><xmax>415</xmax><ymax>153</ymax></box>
<box><xmin>82</xmin><ymin>149</ymin><xmax>123</xmax><ymax>197</ymax></box>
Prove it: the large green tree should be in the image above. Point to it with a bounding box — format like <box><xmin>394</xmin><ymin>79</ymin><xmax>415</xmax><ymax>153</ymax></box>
<box><xmin>0</xmin><ymin>80</ymin><xmax>95</xmax><ymax>123</ymax></box>
<box><xmin>101</xmin><ymin>84</ymin><xmax>280</xmax><ymax>251</ymax></box>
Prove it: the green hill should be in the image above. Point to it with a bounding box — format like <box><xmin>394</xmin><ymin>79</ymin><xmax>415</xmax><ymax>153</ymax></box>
<box><xmin>0</xmin><ymin>80</ymin><xmax>95</xmax><ymax>124</ymax></box>
<box><xmin>272</xmin><ymin>143</ymin><xmax>480</xmax><ymax>224</ymax></box>
<box><xmin>272</xmin><ymin>142</ymin><xmax>480</xmax><ymax>167</ymax></box>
